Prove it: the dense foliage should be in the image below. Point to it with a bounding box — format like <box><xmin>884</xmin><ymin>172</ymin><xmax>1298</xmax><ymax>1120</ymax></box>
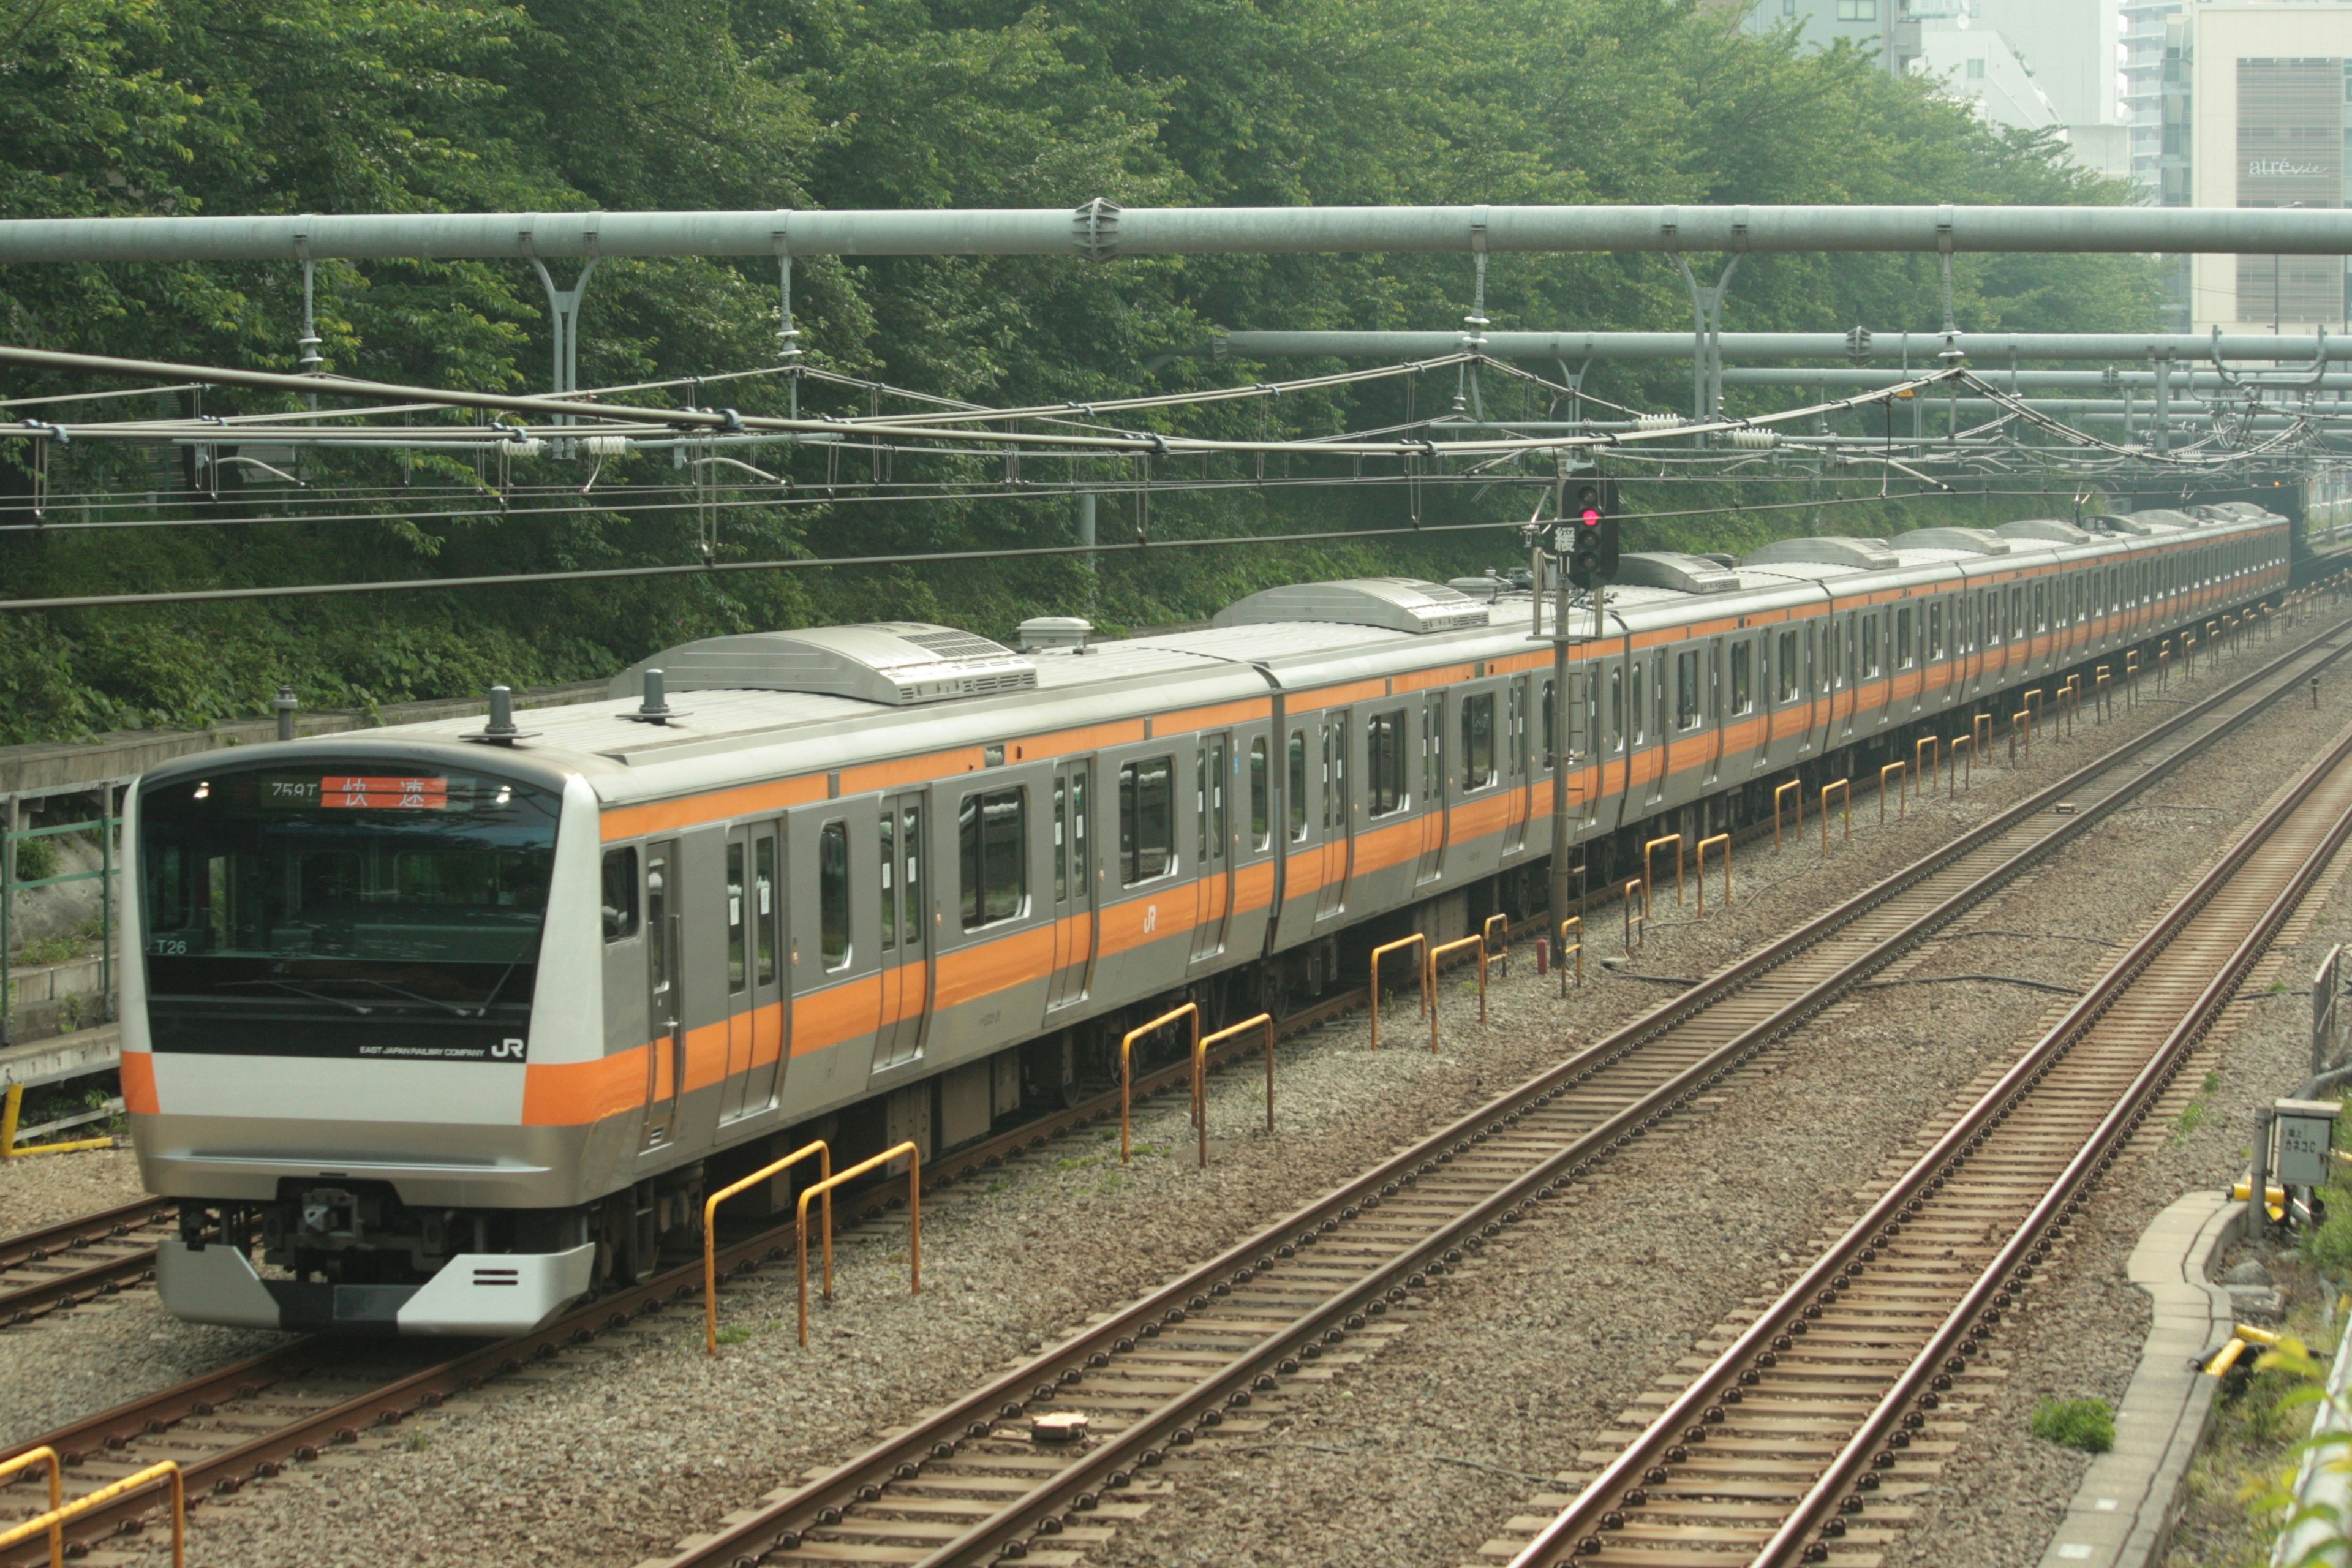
<box><xmin>0</xmin><ymin>0</ymin><xmax>2161</xmax><ymax>740</ymax></box>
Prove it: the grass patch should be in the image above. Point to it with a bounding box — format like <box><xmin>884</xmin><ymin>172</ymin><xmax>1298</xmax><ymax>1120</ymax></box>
<box><xmin>714</xmin><ymin>1324</ymin><xmax>754</xmax><ymax>1346</ymax></box>
<box><xmin>2032</xmin><ymin>1397</ymin><xmax>2116</xmax><ymax>1453</ymax></box>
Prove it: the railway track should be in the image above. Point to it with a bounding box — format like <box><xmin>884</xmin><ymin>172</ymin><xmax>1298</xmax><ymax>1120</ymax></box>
<box><xmin>612</xmin><ymin>620</ymin><xmax>2352</xmax><ymax>1568</ymax></box>
<box><xmin>0</xmin><ymin>1199</ymin><xmax>173</xmax><ymax>1327</ymax></box>
<box><xmin>0</xmin><ymin>603</ymin><xmax>2335</xmax><ymax>1563</ymax></box>
<box><xmin>1493</xmin><ymin>691</ymin><xmax>2352</xmax><ymax>1568</ymax></box>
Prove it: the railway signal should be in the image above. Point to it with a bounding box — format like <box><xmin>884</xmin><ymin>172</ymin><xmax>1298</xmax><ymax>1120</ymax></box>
<box><xmin>1562</xmin><ymin>479</ymin><xmax>1619</xmax><ymax>589</ymax></box>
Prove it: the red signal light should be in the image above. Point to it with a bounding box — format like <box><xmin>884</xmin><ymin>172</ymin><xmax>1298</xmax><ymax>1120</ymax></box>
<box><xmin>1580</xmin><ymin>508</ymin><xmax>1603</xmax><ymax>527</ymax></box>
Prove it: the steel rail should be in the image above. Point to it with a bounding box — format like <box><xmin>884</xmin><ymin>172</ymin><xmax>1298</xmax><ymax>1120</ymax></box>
<box><xmin>649</xmin><ymin>603</ymin><xmax>2350</xmax><ymax>1568</ymax></box>
<box><xmin>1512</xmin><ymin>715</ymin><xmax>2352</xmax><ymax>1568</ymax></box>
<box><xmin>0</xmin><ymin>1200</ymin><xmax>174</xmax><ymax>1327</ymax></box>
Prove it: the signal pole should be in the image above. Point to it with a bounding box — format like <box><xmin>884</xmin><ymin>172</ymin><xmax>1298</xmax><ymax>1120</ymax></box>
<box><xmin>1535</xmin><ymin>475</ymin><xmax>1618</xmax><ymax>942</ymax></box>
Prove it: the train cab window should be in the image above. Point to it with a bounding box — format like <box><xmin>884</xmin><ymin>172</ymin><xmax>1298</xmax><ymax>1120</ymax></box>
<box><xmin>1250</xmin><ymin>737</ymin><xmax>1270</xmax><ymax>851</ymax></box>
<box><xmin>961</xmin><ymin>785</ymin><xmax>1028</xmax><ymax>922</ymax></box>
<box><xmin>601</xmin><ymin>847</ymin><xmax>638</xmax><ymax>941</ymax></box>
<box><xmin>1461</xmin><ymin>694</ymin><xmax>1496</xmax><ymax>789</ymax></box>
<box><xmin>1119</xmin><ymin>758</ymin><xmax>1175</xmax><ymax>886</ymax></box>
<box><xmin>1861</xmin><ymin>616</ymin><xmax>1880</xmax><ymax>679</ymax></box>
<box><xmin>1367</xmin><ymin>709</ymin><xmax>1408</xmax><ymax>816</ymax></box>
<box><xmin>1730</xmin><ymin>642</ymin><xmax>1753</xmax><ymax>715</ymax></box>
<box><xmin>727</xmin><ymin>840</ymin><xmax>748</xmax><ymax>989</ymax></box>
<box><xmin>1675</xmin><ymin>651</ymin><xmax>1702</xmax><ymax>729</ymax></box>
<box><xmin>818</xmin><ymin>823</ymin><xmax>850</xmax><ymax>969</ymax></box>
<box><xmin>1895</xmin><ymin>606</ymin><xmax>1913</xmax><ymax>668</ymax></box>
<box><xmin>1287</xmin><ymin>731</ymin><xmax>1309</xmax><ymax>842</ymax></box>
<box><xmin>1776</xmin><ymin>631</ymin><xmax>1800</xmax><ymax>701</ymax></box>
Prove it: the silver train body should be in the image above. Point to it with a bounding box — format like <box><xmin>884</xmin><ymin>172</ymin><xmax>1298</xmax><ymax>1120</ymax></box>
<box><xmin>127</xmin><ymin>505</ymin><xmax>2290</xmax><ymax>1333</ymax></box>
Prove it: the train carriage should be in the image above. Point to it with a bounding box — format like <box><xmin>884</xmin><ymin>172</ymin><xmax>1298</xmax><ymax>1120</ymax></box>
<box><xmin>127</xmin><ymin>503</ymin><xmax>2292</xmax><ymax>1334</ymax></box>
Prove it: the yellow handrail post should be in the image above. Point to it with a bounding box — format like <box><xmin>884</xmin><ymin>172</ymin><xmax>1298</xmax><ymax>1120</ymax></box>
<box><xmin>2010</xmin><ymin>708</ymin><xmax>2030</xmax><ymax>764</ymax></box>
<box><xmin>1695</xmin><ymin>832</ymin><xmax>1730</xmax><ymax>916</ymax></box>
<box><xmin>1643</xmin><ymin>832</ymin><xmax>1684</xmax><ymax>910</ymax></box>
<box><xmin>0</xmin><ymin>1447</ymin><xmax>62</xmax><ymax>1566</ymax></box>
<box><xmin>1623</xmin><ymin>878</ymin><xmax>1645</xmax><ymax>951</ymax></box>
<box><xmin>0</xmin><ymin>1459</ymin><xmax>183</xmax><ymax>1568</ymax></box>
<box><xmin>1</xmin><ymin>1082</ymin><xmax>114</xmax><ymax>1159</ymax></box>
<box><xmin>1913</xmin><ymin>735</ymin><xmax>1938</xmax><ymax>791</ymax></box>
<box><xmin>1772</xmin><ymin>779</ymin><xmax>1801</xmax><ymax>854</ymax></box>
<box><xmin>2024</xmin><ymin>687</ymin><xmax>2043</xmax><ymax>726</ymax></box>
<box><xmin>1820</xmin><ymin>778</ymin><xmax>1850</xmax><ymax>852</ymax></box>
<box><xmin>796</xmin><ymin>1141</ymin><xmax>920</xmax><ymax>1348</ymax></box>
<box><xmin>1951</xmin><ymin>733</ymin><xmax>1973</xmax><ymax>797</ymax></box>
<box><xmin>2095</xmin><ymin>668</ymin><xmax>2111</xmax><ymax>722</ymax></box>
<box><xmin>1197</xmin><ymin>1012</ymin><xmax>1277</xmax><ymax>1159</ymax></box>
<box><xmin>1368</xmin><ymin>935</ymin><xmax>1427</xmax><ymax>1052</ymax></box>
<box><xmin>1482</xmin><ymin>911</ymin><xmax>1511</xmax><ymax>982</ymax></box>
<box><xmin>1878</xmin><ymin>761</ymin><xmax>1905</xmax><ymax>825</ymax></box>
<box><xmin>706</xmin><ymin>1138</ymin><xmax>831</xmax><ymax>1355</ymax></box>
<box><xmin>1427</xmin><ymin>934</ymin><xmax>1489</xmax><ymax>1049</ymax></box>
<box><xmin>1121</xmin><ymin>1003</ymin><xmax>1200</xmax><ymax>1159</ymax></box>
<box><xmin>1556</xmin><ymin>916</ymin><xmax>1583</xmax><ymax>997</ymax></box>
<box><xmin>1972</xmin><ymin>710</ymin><xmax>1992</xmax><ymax>758</ymax></box>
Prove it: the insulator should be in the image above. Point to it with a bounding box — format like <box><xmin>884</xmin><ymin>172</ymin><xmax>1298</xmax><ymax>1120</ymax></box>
<box><xmin>503</xmin><ymin>437</ymin><xmax>546</xmax><ymax>459</ymax></box>
<box><xmin>582</xmin><ymin>434</ymin><xmax>631</xmax><ymax>457</ymax></box>
<box><xmin>1634</xmin><ymin>413</ymin><xmax>1684</xmax><ymax>430</ymax></box>
<box><xmin>1725</xmin><ymin>429</ymin><xmax>1781</xmax><ymax>450</ymax></box>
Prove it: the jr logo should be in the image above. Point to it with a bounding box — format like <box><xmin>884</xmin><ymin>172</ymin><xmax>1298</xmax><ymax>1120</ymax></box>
<box><xmin>1144</xmin><ymin>905</ymin><xmax>1158</xmax><ymax>934</ymax></box>
<box><xmin>491</xmin><ymin>1038</ymin><xmax>527</xmax><ymax>1060</ymax></box>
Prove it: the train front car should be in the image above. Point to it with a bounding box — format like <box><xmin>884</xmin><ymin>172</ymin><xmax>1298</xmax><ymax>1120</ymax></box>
<box><xmin>126</xmin><ymin>743</ymin><xmax>609</xmax><ymax>1335</ymax></box>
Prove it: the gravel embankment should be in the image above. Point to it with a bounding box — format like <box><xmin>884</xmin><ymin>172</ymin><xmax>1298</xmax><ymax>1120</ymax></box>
<box><xmin>0</xmin><ymin>1142</ymin><xmax>147</xmax><ymax>1236</ymax></box>
<box><xmin>12</xmin><ymin>620</ymin><xmax>2335</xmax><ymax>1568</ymax></box>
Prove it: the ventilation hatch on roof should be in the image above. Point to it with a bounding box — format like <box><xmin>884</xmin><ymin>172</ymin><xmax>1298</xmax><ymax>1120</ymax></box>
<box><xmin>609</xmin><ymin>623</ymin><xmax>1037</xmax><ymax>709</ymax></box>
<box><xmin>1888</xmin><ymin>527</ymin><xmax>2013</xmax><ymax>556</ymax></box>
<box><xmin>1212</xmin><ymin>577</ymin><xmax>1492</xmax><ymax>635</ymax></box>
<box><xmin>1612</xmin><ymin>552</ymin><xmax>1741</xmax><ymax>595</ymax></box>
<box><xmin>1742</xmin><ymin>536</ymin><xmax>1899</xmax><ymax>572</ymax></box>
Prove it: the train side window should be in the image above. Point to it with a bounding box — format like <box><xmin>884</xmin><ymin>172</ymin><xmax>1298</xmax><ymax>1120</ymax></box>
<box><xmin>1628</xmin><ymin>663</ymin><xmax>1645</xmax><ymax>743</ymax></box>
<box><xmin>601</xmin><ymin>847</ymin><xmax>639</xmax><ymax>941</ymax></box>
<box><xmin>1054</xmin><ymin>778</ymin><xmax>1068</xmax><ymax>903</ymax></box>
<box><xmin>1776</xmin><ymin>631</ymin><xmax>1800</xmax><ymax>701</ymax></box>
<box><xmin>1210</xmin><ymin>740</ymin><xmax>1228</xmax><ymax>854</ymax></box>
<box><xmin>755</xmin><ymin>835</ymin><xmax>778</xmax><ymax>986</ymax></box>
<box><xmin>1927</xmin><ymin>601</ymin><xmax>1943</xmax><ymax>660</ymax></box>
<box><xmin>1250</xmin><ymin>738</ymin><xmax>1270</xmax><ymax>851</ymax></box>
<box><xmin>647</xmin><ymin>853</ymin><xmax>670</xmax><ymax>990</ymax></box>
<box><xmin>1861</xmin><ymin>616</ymin><xmax>1880</xmax><ymax>678</ymax></box>
<box><xmin>1730</xmin><ymin>642</ymin><xmax>1752</xmax><ymax>715</ymax></box>
<box><xmin>1461</xmin><ymin>694</ymin><xmax>1496</xmax><ymax>789</ymax></box>
<box><xmin>1366</xmin><ymin>709</ymin><xmax>1408</xmax><ymax>816</ymax></box>
<box><xmin>1608</xmin><ymin>665</ymin><xmax>1625</xmax><ymax>749</ymax></box>
<box><xmin>1119</xmin><ymin>758</ymin><xmax>1174</xmax><ymax>885</ymax></box>
<box><xmin>1540</xmin><ymin>679</ymin><xmax>1556</xmax><ymax>767</ymax></box>
<box><xmin>961</xmin><ymin>786</ymin><xmax>1028</xmax><ymax>924</ymax></box>
<box><xmin>1287</xmin><ymin>731</ymin><xmax>1309</xmax><ymax>842</ymax></box>
<box><xmin>727</xmin><ymin>840</ymin><xmax>748</xmax><ymax>990</ymax></box>
<box><xmin>818</xmin><ymin>822</ymin><xmax>850</xmax><ymax>969</ymax></box>
<box><xmin>2033</xmin><ymin>582</ymin><xmax>2047</xmax><ymax>633</ymax></box>
<box><xmin>1896</xmin><ymin>606</ymin><xmax>1913</xmax><ymax>668</ymax></box>
<box><xmin>2010</xmin><ymin>587</ymin><xmax>2026</xmax><ymax>639</ymax></box>
<box><xmin>1675</xmin><ymin>651</ymin><xmax>1702</xmax><ymax>729</ymax></box>
<box><xmin>879</xmin><ymin>813</ymin><xmax>897</xmax><ymax>954</ymax></box>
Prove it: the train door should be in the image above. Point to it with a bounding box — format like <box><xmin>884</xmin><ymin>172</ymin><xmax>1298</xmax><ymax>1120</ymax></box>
<box><xmin>1417</xmin><ymin>692</ymin><xmax>1447</xmax><ymax>883</ymax></box>
<box><xmin>1316</xmin><ymin>710</ymin><xmax>1351</xmax><ymax>919</ymax></box>
<box><xmin>1190</xmin><ymin>734</ymin><xmax>1232</xmax><ymax>965</ymax></box>
<box><xmin>642</xmin><ymin>839</ymin><xmax>684</xmax><ymax>1150</ymax></box>
<box><xmin>1047</xmin><ymin>760</ymin><xmax>1096</xmax><ymax>1011</ymax></box>
<box><xmin>873</xmin><ymin>792</ymin><xmax>928</xmax><ymax>1071</ymax></box>
<box><xmin>1643</xmin><ymin>654</ymin><xmax>1668</xmax><ymax>807</ymax></box>
<box><xmin>1504</xmin><ymin>677</ymin><xmax>1530</xmax><ymax>852</ymax></box>
<box><xmin>1703</xmin><ymin>643</ymin><xmax>1724</xmax><ymax>786</ymax></box>
<box><xmin>721</xmin><ymin>823</ymin><xmax>786</xmax><ymax>1121</ymax></box>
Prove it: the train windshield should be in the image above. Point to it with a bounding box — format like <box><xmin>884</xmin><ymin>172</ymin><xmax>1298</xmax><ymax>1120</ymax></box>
<box><xmin>137</xmin><ymin>764</ymin><xmax>560</xmax><ymax>1056</ymax></box>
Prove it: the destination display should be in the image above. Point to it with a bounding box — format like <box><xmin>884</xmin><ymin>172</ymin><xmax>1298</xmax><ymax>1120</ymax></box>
<box><xmin>256</xmin><ymin>774</ymin><xmax>462</xmax><ymax>811</ymax></box>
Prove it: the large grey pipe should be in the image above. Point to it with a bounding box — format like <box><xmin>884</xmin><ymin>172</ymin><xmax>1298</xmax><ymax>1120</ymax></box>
<box><xmin>14</xmin><ymin>203</ymin><xmax>2352</xmax><ymax>263</ymax></box>
<box><xmin>1213</xmin><ymin>330</ymin><xmax>2352</xmax><ymax>364</ymax></box>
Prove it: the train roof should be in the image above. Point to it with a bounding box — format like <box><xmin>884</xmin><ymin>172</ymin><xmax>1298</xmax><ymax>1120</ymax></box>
<box><xmin>243</xmin><ymin>504</ymin><xmax>2285</xmax><ymax>812</ymax></box>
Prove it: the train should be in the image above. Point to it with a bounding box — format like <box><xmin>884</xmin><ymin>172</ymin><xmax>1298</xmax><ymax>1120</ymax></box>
<box><xmin>127</xmin><ymin>501</ymin><xmax>2291</xmax><ymax>1334</ymax></box>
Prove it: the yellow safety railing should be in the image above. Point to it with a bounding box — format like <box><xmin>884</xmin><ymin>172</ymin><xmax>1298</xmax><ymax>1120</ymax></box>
<box><xmin>2024</xmin><ymin>686</ymin><xmax>2043</xmax><ymax>726</ymax></box>
<box><xmin>2011</xmin><ymin>707</ymin><xmax>2032</xmax><ymax>764</ymax></box>
<box><xmin>1368</xmin><ymin>935</ymin><xmax>1427</xmax><ymax>1052</ymax></box>
<box><xmin>1482</xmin><ymin>912</ymin><xmax>1511</xmax><ymax>982</ymax></box>
<box><xmin>1878</xmin><ymin>761</ymin><xmax>1906</xmax><ymax>825</ymax></box>
<box><xmin>1772</xmin><ymin>779</ymin><xmax>1802</xmax><ymax>854</ymax></box>
<box><xmin>2095</xmin><ymin>667</ymin><xmax>2111</xmax><ymax>722</ymax></box>
<box><xmin>1950</xmin><ymin>733</ymin><xmax>1973</xmax><ymax>797</ymax></box>
<box><xmin>2204</xmin><ymin>1323</ymin><xmax>2282</xmax><ymax>1379</ymax></box>
<box><xmin>1820</xmin><ymin>778</ymin><xmax>1850</xmax><ymax>852</ymax></box>
<box><xmin>1121</xmin><ymin>1003</ymin><xmax>1200</xmax><ymax>1159</ymax></box>
<box><xmin>1913</xmin><ymin>734</ymin><xmax>1938</xmax><ymax>791</ymax></box>
<box><xmin>1194</xmin><ymin>1012</ymin><xmax>1277</xmax><ymax>1168</ymax></box>
<box><xmin>1427</xmin><ymin>934</ymin><xmax>1488</xmax><ymax>1048</ymax></box>
<box><xmin>1695</xmin><ymin>832</ymin><xmax>1730</xmax><ymax>916</ymax></box>
<box><xmin>2</xmin><ymin>1083</ymin><xmax>114</xmax><ymax>1159</ymax></box>
<box><xmin>705</xmin><ymin>1138</ymin><xmax>831</xmax><ymax>1355</ymax></box>
<box><xmin>1556</xmin><ymin>916</ymin><xmax>1583</xmax><ymax>997</ymax></box>
<box><xmin>796</xmin><ymin>1141</ymin><xmax>919</xmax><ymax>1348</ymax></box>
<box><xmin>0</xmin><ymin>1458</ymin><xmax>182</xmax><ymax>1568</ymax></box>
<box><xmin>1623</xmin><ymin>878</ymin><xmax>1646</xmax><ymax>951</ymax></box>
<box><xmin>1972</xmin><ymin>711</ymin><xmax>1992</xmax><ymax>756</ymax></box>
<box><xmin>0</xmin><ymin>1447</ymin><xmax>62</xmax><ymax>1566</ymax></box>
<box><xmin>1643</xmin><ymin>832</ymin><xmax>1684</xmax><ymax>911</ymax></box>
